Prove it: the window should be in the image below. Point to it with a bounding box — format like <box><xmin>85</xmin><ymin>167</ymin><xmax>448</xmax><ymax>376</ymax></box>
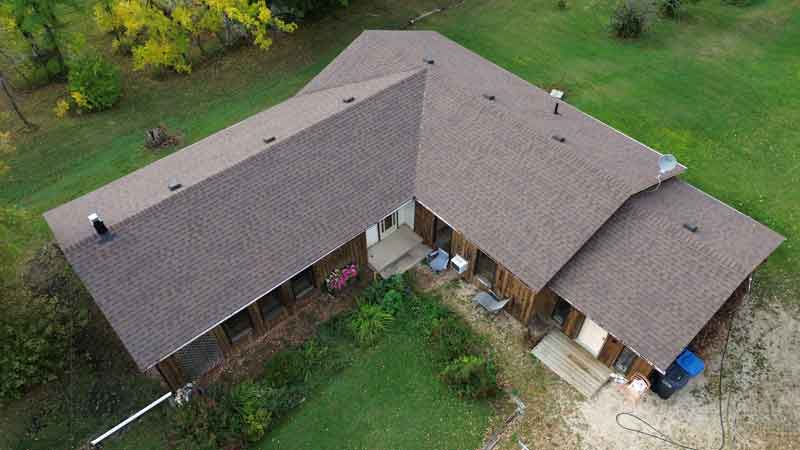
<box><xmin>474</xmin><ymin>249</ymin><xmax>496</xmax><ymax>289</ymax></box>
<box><xmin>614</xmin><ymin>347</ymin><xmax>637</xmax><ymax>373</ymax></box>
<box><xmin>291</xmin><ymin>267</ymin><xmax>314</xmax><ymax>299</ymax></box>
<box><xmin>222</xmin><ymin>309</ymin><xmax>253</xmax><ymax>343</ymax></box>
<box><xmin>433</xmin><ymin>217</ymin><xmax>452</xmax><ymax>254</ymax></box>
<box><xmin>259</xmin><ymin>290</ymin><xmax>284</xmax><ymax>321</ymax></box>
<box><xmin>551</xmin><ymin>297</ymin><xmax>571</xmax><ymax>326</ymax></box>
<box><xmin>383</xmin><ymin>213</ymin><xmax>395</xmax><ymax>231</ymax></box>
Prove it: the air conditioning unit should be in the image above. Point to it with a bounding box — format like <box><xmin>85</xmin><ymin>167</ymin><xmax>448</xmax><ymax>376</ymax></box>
<box><xmin>450</xmin><ymin>254</ymin><xmax>468</xmax><ymax>274</ymax></box>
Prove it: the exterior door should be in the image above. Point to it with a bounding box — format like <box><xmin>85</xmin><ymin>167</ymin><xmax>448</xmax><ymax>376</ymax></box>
<box><xmin>379</xmin><ymin>211</ymin><xmax>398</xmax><ymax>238</ymax></box>
<box><xmin>366</xmin><ymin>224</ymin><xmax>379</xmax><ymax>247</ymax></box>
<box><xmin>575</xmin><ymin>318</ymin><xmax>608</xmax><ymax>357</ymax></box>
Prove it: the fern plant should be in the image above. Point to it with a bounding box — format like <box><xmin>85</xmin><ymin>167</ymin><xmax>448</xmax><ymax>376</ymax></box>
<box><xmin>348</xmin><ymin>303</ymin><xmax>393</xmax><ymax>346</ymax></box>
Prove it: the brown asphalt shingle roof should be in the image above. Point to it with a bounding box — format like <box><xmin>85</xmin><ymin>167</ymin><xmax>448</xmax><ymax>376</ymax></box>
<box><xmin>44</xmin><ymin>31</ymin><xmax>781</xmax><ymax>372</ymax></box>
<box><xmin>548</xmin><ymin>179</ymin><xmax>783</xmax><ymax>372</ymax></box>
<box><xmin>46</xmin><ymin>70</ymin><xmax>426</xmax><ymax>369</ymax></box>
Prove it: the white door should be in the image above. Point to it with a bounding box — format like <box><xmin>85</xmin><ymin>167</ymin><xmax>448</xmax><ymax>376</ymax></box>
<box><xmin>366</xmin><ymin>224</ymin><xmax>379</xmax><ymax>247</ymax></box>
<box><xmin>379</xmin><ymin>211</ymin><xmax>398</xmax><ymax>238</ymax></box>
<box><xmin>575</xmin><ymin>318</ymin><xmax>608</xmax><ymax>357</ymax></box>
<box><xmin>398</xmin><ymin>200</ymin><xmax>415</xmax><ymax>228</ymax></box>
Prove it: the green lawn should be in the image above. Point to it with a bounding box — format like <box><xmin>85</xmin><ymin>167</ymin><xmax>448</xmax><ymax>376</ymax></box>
<box><xmin>263</xmin><ymin>326</ymin><xmax>492</xmax><ymax>450</ymax></box>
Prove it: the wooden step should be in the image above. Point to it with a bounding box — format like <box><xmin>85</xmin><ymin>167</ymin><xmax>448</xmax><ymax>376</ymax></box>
<box><xmin>531</xmin><ymin>331</ymin><xmax>612</xmax><ymax>398</ymax></box>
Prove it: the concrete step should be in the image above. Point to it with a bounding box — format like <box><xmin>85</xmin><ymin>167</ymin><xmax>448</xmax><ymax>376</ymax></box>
<box><xmin>379</xmin><ymin>243</ymin><xmax>430</xmax><ymax>279</ymax></box>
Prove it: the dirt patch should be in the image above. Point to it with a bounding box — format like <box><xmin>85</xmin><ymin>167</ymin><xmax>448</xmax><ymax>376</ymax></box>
<box><xmin>566</xmin><ymin>285</ymin><xmax>800</xmax><ymax>450</ymax></box>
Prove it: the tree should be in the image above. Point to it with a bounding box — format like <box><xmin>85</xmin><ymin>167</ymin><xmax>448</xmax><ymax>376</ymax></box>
<box><xmin>95</xmin><ymin>0</ymin><xmax>297</xmax><ymax>74</ymax></box>
<box><xmin>0</xmin><ymin>70</ymin><xmax>36</xmax><ymax>129</ymax></box>
<box><xmin>1</xmin><ymin>0</ymin><xmax>76</xmax><ymax>80</ymax></box>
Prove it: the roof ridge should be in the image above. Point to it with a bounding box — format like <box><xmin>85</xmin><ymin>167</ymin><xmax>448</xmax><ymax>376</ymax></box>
<box><xmin>293</xmin><ymin>68</ymin><xmax>426</xmax><ymax>99</ymax></box>
<box><xmin>65</xmin><ymin>69</ymin><xmax>428</xmax><ymax>253</ymax></box>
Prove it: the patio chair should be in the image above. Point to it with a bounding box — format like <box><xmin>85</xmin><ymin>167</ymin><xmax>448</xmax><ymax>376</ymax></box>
<box><xmin>427</xmin><ymin>248</ymin><xmax>450</xmax><ymax>273</ymax></box>
<box><xmin>473</xmin><ymin>292</ymin><xmax>510</xmax><ymax>314</ymax></box>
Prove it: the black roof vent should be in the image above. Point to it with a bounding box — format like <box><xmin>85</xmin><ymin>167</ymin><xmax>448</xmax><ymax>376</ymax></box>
<box><xmin>343</xmin><ymin>97</ymin><xmax>355</xmax><ymax>104</ymax></box>
<box><xmin>552</xmin><ymin>135</ymin><xmax>566</xmax><ymax>143</ymax></box>
<box><xmin>263</xmin><ymin>136</ymin><xmax>276</xmax><ymax>144</ymax></box>
<box><xmin>88</xmin><ymin>213</ymin><xmax>109</xmax><ymax>236</ymax></box>
<box><xmin>482</xmin><ymin>94</ymin><xmax>496</xmax><ymax>101</ymax></box>
<box><xmin>168</xmin><ymin>178</ymin><xmax>182</xmax><ymax>191</ymax></box>
<box><xmin>423</xmin><ymin>57</ymin><xmax>435</xmax><ymax>65</ymax></box>
<box><xmin>684</xmin><ymin>223</ymin><xmax>699</xmax><ymax>233</ymax></box>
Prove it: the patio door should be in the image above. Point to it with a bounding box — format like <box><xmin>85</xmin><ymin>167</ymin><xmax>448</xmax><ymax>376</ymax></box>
<box><xmin>379</xmin><ymin>211</ymin><xmax>398</xmax><ymax>238</ymax></box>
<box><xmin>575</xmin><ymin>318</ymin><xmax>608</xmax><ymax>357</ymax></box>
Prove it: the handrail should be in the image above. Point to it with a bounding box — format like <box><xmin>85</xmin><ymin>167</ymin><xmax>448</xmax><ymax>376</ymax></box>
<box><xmin>90</xmin><ymin>392</ymin><xmax>173</xmax><ymax>447</ymax></box>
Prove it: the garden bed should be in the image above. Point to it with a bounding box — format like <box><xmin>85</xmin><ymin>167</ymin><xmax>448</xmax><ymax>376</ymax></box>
<box><xmin>102</xmin><ymin>273</ymin><xmax>497</xmax><ymax>450</ymax></box>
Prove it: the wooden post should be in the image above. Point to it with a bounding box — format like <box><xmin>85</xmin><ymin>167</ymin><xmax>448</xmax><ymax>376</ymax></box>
<box><xmin>156</xmin><ymin>355</ymin><xmax>185</xmax><ymax>391</ymax></box>
<box><xmin>562</xmin><ymin>308</ymin><xmax>585</xmax><ymax>339</ymax></box>
<box><xmin>597</xmin><ymin>335</ymin><xmax>625</xmax><ymax>367</ymax></box>
<box><xmin>414</xmin><ymin>201</ymin><xmax>435</xmax><ymax>247</ymax></box>
<box><xmin>278</xmin><ymin>282</ymin><xmax>295</xmax><ymax>313</ymax></box>
<box><xmin>211</xmin><ymin>326</ymin><xmax>233</xmax><ymax>356</ymax></box>
<box><xmin>627</xmin><ymin>356</ymin><xmax>654</xmax><ymax>380</ymax></box>
<box><xmin>247</xmin><ymin>303</ymin><xmax>266</xmax><ymax>335</ymax></box>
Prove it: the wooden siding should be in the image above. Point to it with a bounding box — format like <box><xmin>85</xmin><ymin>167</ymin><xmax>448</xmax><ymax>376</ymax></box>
<box><xmin>494</xmin><ymin>263</ymin><xmax>537</xmax><ymax>323</ymax></box>
<box><xmin>278</xmin><ymin>282</ymin><xmax>295</xmax><ymax>312</ymax></box>
<box><xmin>627</xmin><ymin>356</ymin><xmax>654</xmax><ymax>380</ymax></box>
<box><xmin>156</xmin><ymin>355</ymin><xmax>184</xmax><ymax>391</ymax></box>
<box><xmin>450</xmin><ymin>229</ymin><xmax>478</xmax><ymax>281</ymax></box>
<box><xmin>211</xmin><ymin>325</ymin><xmax>233</xmax><ymax>356</ymax></box>
<box><xmin>247</xmin><ymin>303</ymin><xmax>267</xmax><ymax>335</ymax></box>
<box><xmin>414</xmin><ymin>201</ymin><xmax>435</xmax><ymax>247</ymax></box>
<box><xmin>312</xmin><ymin>232</ymin><xmax>368</xmax><ymax>287</ymax></box>
<box><xmin>563</xmin><ymin>308</ymin><xmax>586</xmax><ymax>339</ymax></box>
<box><xmin>533</xmin><ymin>288</ymin><xmax>557</xmax><ymax>320</ymax></box>
<box><xmin>597</xmin><ymin>335</ymin><xmax>625</xmax><ymax>367</ymax></box>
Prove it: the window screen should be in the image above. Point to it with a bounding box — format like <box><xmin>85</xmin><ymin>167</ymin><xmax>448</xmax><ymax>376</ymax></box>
<box><xmin>614</xmin><ymin>347</ymin><xmax>637</xmax><ymax>373</ymax></box>
<box><xmin>259</xmin><ymin>290</ymin><xmax>284</xmax><ymax>321</ymax></box>
<box><xmin>222</xmin><ymin>309</ymin><xmax>253</xmax><ymax>343</ymax></box>
<box><xmin>291</xmin><ymin>267</ymin><xmax>314</xmax><ymax>299</ymax></box>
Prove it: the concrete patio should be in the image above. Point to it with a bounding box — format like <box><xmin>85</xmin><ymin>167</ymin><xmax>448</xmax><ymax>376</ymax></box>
<box><xmin>368</xmin><ymin>225</ymin><xmax>431</xmax><ymax>278</ymax></box>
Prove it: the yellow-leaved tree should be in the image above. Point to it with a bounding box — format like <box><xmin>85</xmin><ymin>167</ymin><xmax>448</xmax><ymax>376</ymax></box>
<box><xmin>94</xmin><ymin>0</ymin><xmax>297</xmax><ymax>74</ymax></box>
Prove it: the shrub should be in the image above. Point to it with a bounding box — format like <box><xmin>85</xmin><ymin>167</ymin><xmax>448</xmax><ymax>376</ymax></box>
<box><xmin>557</xmin><ymin>0</ymin><xmax>568</xmax><ymax>9</ymax></box>
<box><xmin>440</xmin><ymin>355</ymin><xmax>498</xmax><ymax>399</ymax></box>
<box><xmin>67</xmin><ymin>54</ymin><xmax>122</xmax><ymax>112</ymax></box>
<box><xmin>0</xmin><ymin>293</ymin><xmax>72</xmax><ymax>400</ymax></box>
<box><xmin>263</xmin><ymin>349</ymin><xmax>309</xmax><ymax>387</ymax></box>
<box><xmin>348</xmin><ymin>303</ymin><xmax>393</xmax><ymax>346</ymax></box>
<box><xmin>380</xmin><ymin>289</ymin><xmax>405</xmax><ymax>316</ymax></box>
<box><xmin>229</xmin><ymin>381</ymin><xmax>274</xmax><ymax>443</ymax></box>
<box><xmin>271</xmin><ymin>0</ymin><xmax>347</xmax><ymax>20</ymax></box>
<box><xmin>658</xmin><ymin>0</ymin><xmax>681</xmax><ymax>17</ymax></box>
<box><xmin>428</xmin><ymin>316</ymin><xmax>481</xmax><ymax>363</ymax></box>
<box><xmin>610</xmin><ymin>0</ymin><xmax>653</xmax><ymax>38</ymax></box>
<box><xmin>171</xmin><ymin>395</ymin><xmax>230</xmax><ymax>450</ymax></box>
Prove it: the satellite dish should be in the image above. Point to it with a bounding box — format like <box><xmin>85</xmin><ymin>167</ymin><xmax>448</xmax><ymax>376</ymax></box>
<box><xmin>658</xmin><ymin>154</ymin><xmax>678</xmax><ymax>175</ymax></box>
